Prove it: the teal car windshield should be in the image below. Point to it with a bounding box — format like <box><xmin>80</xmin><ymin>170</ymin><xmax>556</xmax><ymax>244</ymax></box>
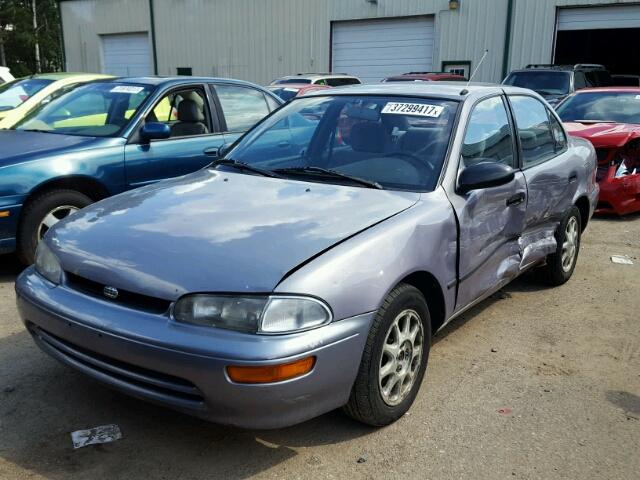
<box><xmin>14</xmin><ymin>82</ymin><xmax>154</xmax><ymax>137</ymax></box>
<box><xmin>0</xmin><ymin>78</ymin><xmax>54</xmax><ymax>111</ymax></box>
<box><xmin>223</xmin><ymin>95</ymin><xmax>459</xmax><ymax>192</ymax></box>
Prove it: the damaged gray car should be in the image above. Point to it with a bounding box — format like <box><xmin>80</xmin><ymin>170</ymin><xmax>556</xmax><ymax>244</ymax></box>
<box><xmin>17</xmin><ymin>84</ymin><xmax>598</xmax><ymax>428</ymax></box>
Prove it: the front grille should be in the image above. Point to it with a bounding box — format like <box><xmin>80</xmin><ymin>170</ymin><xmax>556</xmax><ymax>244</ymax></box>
<box><xmin>30</xmin><ymin>325</ymin><xmax>205</xmax><ymax>409</ymax></box>
<box><xmin>65</xmin><ymin>272</ymin><xmax>171</xmax><ymax>314</ymax></box>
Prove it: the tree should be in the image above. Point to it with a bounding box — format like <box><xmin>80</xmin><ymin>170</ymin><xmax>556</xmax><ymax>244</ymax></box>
<box><xmin>0</xmin><ymin>0</ymin><xmax>62</xmax><ymax>76</ymax></box>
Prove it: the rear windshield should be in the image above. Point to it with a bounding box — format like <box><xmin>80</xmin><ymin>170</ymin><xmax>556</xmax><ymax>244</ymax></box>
<box><xmin>0</xmin><ymin>78</ymin><xmax>54</xmax><ymax>111</ymax></box>
<box><xmin>557</xmin><ymin>92</ymin><xmax>640</xmax><ymax>124</ymax></box>
<box><xmin>503</xmin><ymin>71</ymin><xmax>571</xmax><ymax>96</ymax></box>
<box><xmin>268</xmin><ymin>87</ymin><xmax>301</xmax><ymax>102</ymax></box>
<box><xmin>273</xmin><ymin>78</ymin><xmax>312</xmax><ymax>85</ymax></box>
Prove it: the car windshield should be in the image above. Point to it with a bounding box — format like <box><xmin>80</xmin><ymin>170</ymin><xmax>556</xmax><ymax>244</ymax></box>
<box><xmin>0</xmin><ymin>78</ymin><xmax>54</xmax><ymax>111</ymax></box>
<box><xmin>268</xmin><ymin>87</ymin><xmax>301</xmax><ymax>102</ymax></box>
<box><xmin>504</xmin><ymin>71</ymin><xmax>571</xmax><ymax>95</ymax></box>
<box><xmin>274</xmin><ymin>78</ymin><xmax>312</xmax><ymax>85</ymax></box>
<box><xmin>557</xmin><ymin>91</ymin><xmax>640</xmax><ymax>124</ymax></box>
<box><xmin>220</xmin><ymin>95</ymin><xmax>459</xmax><ymax>192</ymax></box>
<box><xmin>13</xmin><ymin>82</ymin><xmax>154</xmax><ymax>137</ymax></box>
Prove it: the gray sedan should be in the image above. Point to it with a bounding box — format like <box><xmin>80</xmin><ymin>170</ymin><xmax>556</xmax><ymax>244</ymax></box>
<box><xmin>16</xmin><ymin>83</ymin><xmax>598</xmax><ymax>428</ymax></box>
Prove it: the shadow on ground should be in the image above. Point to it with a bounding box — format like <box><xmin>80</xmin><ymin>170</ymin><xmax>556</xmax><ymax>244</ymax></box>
<box><xmin>0</xmin><ymin>254</ymin><xmax>23</xmax><ymax>284</ymax></box>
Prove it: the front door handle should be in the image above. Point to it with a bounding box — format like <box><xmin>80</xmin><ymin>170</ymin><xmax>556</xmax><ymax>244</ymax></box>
<box><xmin>506</xmin><ymin>192</ymin><xmax>526</xmax><ymax>207</ymax></box>
<box><xmin>568</xmin><ymin>173</ymin><xmax>578</xmax><ymax>183</ymax></box>
<box><xmin>203</xmin><ymin>147</ymin><xmax>219</xmax><ymax>157</ymax></box>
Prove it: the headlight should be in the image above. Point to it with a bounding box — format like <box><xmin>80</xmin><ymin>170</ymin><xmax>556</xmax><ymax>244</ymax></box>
<box><xmin>34</xmin><ymin>242</ymin><xmax>62</xmax><ymax>285</ymax></box>
<box><xmin>173</xmin><ymin>295</ymin><xmax>332</xmax><ymax>334</ymax></box>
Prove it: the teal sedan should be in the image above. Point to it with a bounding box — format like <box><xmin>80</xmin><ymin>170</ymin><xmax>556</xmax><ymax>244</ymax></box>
<box><xmin>0</xmin><ymin>76</ymin><xmax>282</xmax><ymax>263</ymax></box>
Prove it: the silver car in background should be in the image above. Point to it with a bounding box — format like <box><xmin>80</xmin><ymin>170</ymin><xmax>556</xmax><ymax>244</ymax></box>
<box><xmin>16</xmin><ymin>83</ymin><xmax>598</xmax><ymax>428</ymax></box>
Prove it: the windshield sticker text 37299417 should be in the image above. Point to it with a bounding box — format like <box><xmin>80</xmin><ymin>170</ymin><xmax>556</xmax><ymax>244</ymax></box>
<box><xmin>382</xmin><ymin>102</ymin><xmax>444</xmax><ymax>118</ymax></box>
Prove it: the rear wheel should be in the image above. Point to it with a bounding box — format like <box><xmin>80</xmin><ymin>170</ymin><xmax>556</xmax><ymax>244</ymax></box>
<box><xmin>539</xmin><ymin>206</ymin><xmax>581</xmax><ymax>286</ymax></box>
<box><xmin>17</xmin><ymin>189</ymin><xmax>92</xmax><ymax>264</ymax></box>
<box><xmin>343</xmin><ymin>283</ymin><xmax>431</xmax><ymax>426</ymax></box>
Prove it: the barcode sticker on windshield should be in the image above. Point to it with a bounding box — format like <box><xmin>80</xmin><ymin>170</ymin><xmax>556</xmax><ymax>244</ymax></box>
<box><xmin>382</xmin><ymin>102</ymin><xmax>444</xmax><ymax>117</ymax></box>
<box><xmin>110</xmin><ymin>85</ymin><xmax>144</xmax><ymax>94</ymax></box>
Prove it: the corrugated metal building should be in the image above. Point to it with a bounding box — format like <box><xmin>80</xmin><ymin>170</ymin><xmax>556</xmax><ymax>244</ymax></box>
<box><xmin>59</xmin><ymin>0</ymin><xmax>640</xmax><ymax>84</ymax></box>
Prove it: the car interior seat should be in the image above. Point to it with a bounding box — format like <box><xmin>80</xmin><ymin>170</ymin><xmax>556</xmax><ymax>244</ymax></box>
<box><xmin>170</xmin><ymin>99</ymin><xmax>208</xmax><ymax>137</ymax></box>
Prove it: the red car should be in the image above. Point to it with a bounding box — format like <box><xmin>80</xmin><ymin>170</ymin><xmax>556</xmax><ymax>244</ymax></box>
<box><xmin>558</xmin><ymin>88</ymin><xmax>640</xmax><ymax>215</ymax></box>
<box><xmin>382</xmin><ymin>72</ymin><xmax>467</xmax><ymax>82</ymax></box>
<box><xmin>267</xmin><ymin>83</ymin><xmax>331</xmax><ymax>102</ymax></box>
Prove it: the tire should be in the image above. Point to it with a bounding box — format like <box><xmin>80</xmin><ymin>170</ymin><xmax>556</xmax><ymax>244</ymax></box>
<box><xmin>539</xmin><ymin>206</ymin><xmax>581</xmax><ymax>286</ymax></box>
<box><xmin>343</xmin><ymin>283</ymin><xmax>431</xmax><ymax>426</ymax></box>
<box><xmin>17</xmin><ymin>189</ymin><xmax>92</xmax><ymax>264</ymax></box>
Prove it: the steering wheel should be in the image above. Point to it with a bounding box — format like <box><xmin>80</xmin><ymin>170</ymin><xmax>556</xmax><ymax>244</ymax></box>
<box><xmin>383</xmin><ymin>150</ymin><xmax>436</xmax><ymax>173</ymax></box>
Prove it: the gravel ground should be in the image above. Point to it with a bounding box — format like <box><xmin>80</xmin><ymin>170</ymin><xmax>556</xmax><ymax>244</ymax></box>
<box><xmin>0</xmin><ymin>214</ymin><xmax>638</xmax><ymax>480</ymax></box>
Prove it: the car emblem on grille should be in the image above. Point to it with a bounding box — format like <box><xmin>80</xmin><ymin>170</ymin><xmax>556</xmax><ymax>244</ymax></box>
<box><xmin>103</xmin><ymin>286</ymin><xmax>119</xmax><ymax>299</ymax></box>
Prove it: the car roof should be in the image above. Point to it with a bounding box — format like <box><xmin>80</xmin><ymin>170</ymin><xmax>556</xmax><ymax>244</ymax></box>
<box><xmin>386</xmin><ymin>72</ymin><xmax>465</xmax><ymax>81</ymax></box>
<box><xmin>268</xmin><ymin>83</ymin><xmax>330</xmax><ymax>89</ymax></box>
<box><xmin>303</xmin><ymin>82</ymin><xmax>531</xmax><ymax>101</ymax></box>
<box><xmin>93</xmin><ymin>76</ymin><xmax>268</xmax><ymax>89</ymax></box>
<box><xmin>571</xmin><ymin>87</ymin><xmax>640</xmax><ymax>93</ymax></box>
<box><xmin>277</xmin><ymin>73</ymin><xmax>359</xmax><ymax>80</ymax></box>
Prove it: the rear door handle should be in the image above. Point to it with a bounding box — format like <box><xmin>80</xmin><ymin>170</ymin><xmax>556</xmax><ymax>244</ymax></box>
<box><xmin>568</xmin><ymin>173</ymin><xmax>578</xmax><ymax>183</ymax></box>
<box><xmin>203</xmin><ymin>147</ymin><xmax>219</xmax><ymax>157</ymax></box>
<box><xmin>506</xmin><ymin>192</ymin><xmax>526</xmax><ymax>207</ymax></box>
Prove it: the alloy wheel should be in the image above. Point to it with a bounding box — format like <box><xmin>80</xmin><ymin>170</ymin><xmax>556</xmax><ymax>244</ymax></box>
<box><xmin>379</xmin><ymin>309</ymin><xmax>424</xmax><ymax>406</ymax></box>
<box><xmin>561</xmin><ymin>216</ymin><xmax>579</xmax><ymax>272</ymax></box>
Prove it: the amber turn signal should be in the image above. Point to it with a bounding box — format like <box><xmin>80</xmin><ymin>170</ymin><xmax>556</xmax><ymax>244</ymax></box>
<box><xmin>0</xmin><ymin>211</ymin><xmax>10</xmax><ymax>218</ymax></box>
<box><xmin>226</xmin><ymin>356</ymin><xmax>316</xmax><ymax>384</ymax></box>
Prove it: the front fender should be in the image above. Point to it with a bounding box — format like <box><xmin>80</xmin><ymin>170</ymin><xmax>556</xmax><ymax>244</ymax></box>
<box><xmin>275</xmin><ymin>188</ymin><xmax>458</xmax><ymax>322</ymax></box>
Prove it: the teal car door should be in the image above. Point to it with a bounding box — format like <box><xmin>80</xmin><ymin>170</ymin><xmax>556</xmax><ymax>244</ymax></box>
<box><xmin>124</xmin><ymin>84</ymin><xmax>225</xmax><ymax>188</ymax></box>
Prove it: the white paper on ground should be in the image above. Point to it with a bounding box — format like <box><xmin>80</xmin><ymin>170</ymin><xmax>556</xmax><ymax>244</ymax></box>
<box><xmin>611</xmin><ymin>255</ymin><xmax>634</xmax><ymax>265</ymax></box>
<box><xmin>71</xmin><ymin>424</ymin><xmax>122</xmax><ymax>449</ymax></box>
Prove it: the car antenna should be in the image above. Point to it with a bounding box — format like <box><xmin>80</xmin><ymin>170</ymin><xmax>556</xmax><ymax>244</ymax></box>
<box><xmin>462</xmin><ymin>49</ymin><xmax>489</xmax><ymax>93</ymax></box>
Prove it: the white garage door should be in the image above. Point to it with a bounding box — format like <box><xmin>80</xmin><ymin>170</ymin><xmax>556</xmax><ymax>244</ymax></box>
<box><xmin>332</xmin><ymin>17</ymin><xmax>434</xmax><ymax>83</ymax></box>
<box><xmin>101</xmin><ymin>33</ymin><xmax>152</xmax><ymax>76</ymax></box>
<box><xmin>558</xmin><ymin>5</ymin><xmax>640</xmax><ymax>31</ymax></box>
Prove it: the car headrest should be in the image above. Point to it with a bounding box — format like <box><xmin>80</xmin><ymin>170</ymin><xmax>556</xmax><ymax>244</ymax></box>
<box><xmin>178</xmin><ymin>99</ymin><xmax>204</xmax><ymax>123</ymax></box>
<box><xmin>401</xmin><ymin>128</ymin><xmax>442</xmax><ymax>152</ymax></box>
<box><xmin>350</xmin><ymin>122</ymin><xmax>386</xmax><ymax>153</ymax></box>
<box><xmin>519</xmin><ymin>129</ymin><xmax>537</xmax><ymax>150</ymax></box>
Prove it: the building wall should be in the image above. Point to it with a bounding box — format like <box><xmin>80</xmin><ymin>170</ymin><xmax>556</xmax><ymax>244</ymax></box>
<box><xmin>60</xmin><ymin>0</ymin><xmax>640</xmax><ymax>84</ymax></box>
<box><xmin>60</xmin><ymin>0</ymin><xmax>151</xmax><ymax>73</ymax></box>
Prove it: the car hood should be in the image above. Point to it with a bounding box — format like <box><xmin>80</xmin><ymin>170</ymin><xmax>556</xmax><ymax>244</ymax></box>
<box><xmin>48</xmin><ymin>169</ymin><xmax>420</xmax><ymax>300</ymax></box>
<box><xmin>564</xmin><ymin>122</ymin><xmax>640</xmax><ymax>148</ymax></box>
<box><xmin>0</xmin><ymin>130</ymin><xmax>109</xmax><ymax>167</ymax></box>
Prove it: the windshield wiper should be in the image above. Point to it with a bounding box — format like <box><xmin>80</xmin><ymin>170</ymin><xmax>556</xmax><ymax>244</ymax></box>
<box><xmin>274</xmin><ymin>166</ymin><xmax>383</xmax><ymax>189</ymax></box>
<box><xmin>212</xmin><ymin>158</ymin><xmax>282</xmax><ymax>178</ymax></box>
<box><xmin>18</xmin><ymin>128</ymin><xmax>55</xmax><ymax>134</ymax></box>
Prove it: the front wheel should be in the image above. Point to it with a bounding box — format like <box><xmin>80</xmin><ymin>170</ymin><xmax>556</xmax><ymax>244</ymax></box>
<box><xmin>539</xmin><ymin>206</ymin><xmax>582</xmax><ymax>286</ymax></box>
<box><xmin>343</xmin><ymin>283</ymin><xmax>431</xmax><ymax>426</ymax></box>
<box><xmin>17</xmin><ymin>189</ymin><xmax>92</xmax><ymax>264</ymax></box>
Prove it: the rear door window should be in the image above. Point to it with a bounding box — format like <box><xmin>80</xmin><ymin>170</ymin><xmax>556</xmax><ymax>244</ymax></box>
<box><xmin>509</xmin><ymin>95</ymin><xmax>557</xmax><ymax>168</ymax></box>
<box><xmin>214</xmin><ymin>84</ymin><xmax>271</xmax><ymax>132</ymax></box>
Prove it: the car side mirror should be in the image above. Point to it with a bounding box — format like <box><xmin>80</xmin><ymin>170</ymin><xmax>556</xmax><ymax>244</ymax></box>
<box><xmin>457</xmin><ymin>161</ymin><xmax>515</xmax><ymax>194</ymax></box>
<box><xmin>140</xmin><ymin>122</ymin><xmax>170</xmax><ymax>142</ymax></box>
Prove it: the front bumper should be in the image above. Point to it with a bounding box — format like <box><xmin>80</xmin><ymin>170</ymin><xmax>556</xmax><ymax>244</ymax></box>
<box><xmin>596</xmin><ymin>176</ymin><xmax>640</xmax><ymax>216</ymax></box>
<box><xmin>0</xmin><ymin>202</ymin><xmax>22</xmax><ymax>254</ymax></box>
<box><xmin>16</xmin><ymin>268</ymin><xmax>374</xmax><ymax>429</ymax></box>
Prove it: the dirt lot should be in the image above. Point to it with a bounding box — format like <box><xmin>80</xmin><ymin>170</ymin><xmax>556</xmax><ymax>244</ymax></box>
<box><xmin>0</xmin><ymin>215</ymin><xmax>638</xmax><ymax>480</ymax></box>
